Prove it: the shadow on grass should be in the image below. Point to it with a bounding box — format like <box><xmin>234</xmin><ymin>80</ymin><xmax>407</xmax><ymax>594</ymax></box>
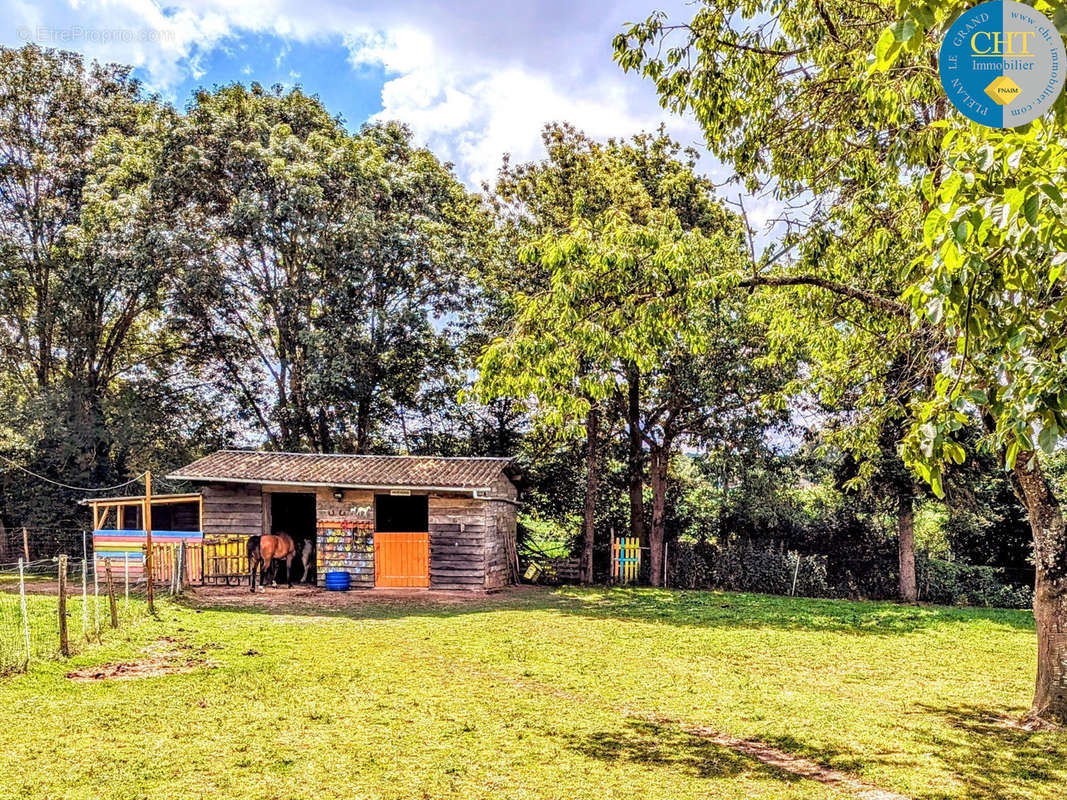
<box><xmin>747</xmin><ymin>704</ymin><xmax>1067</xmax><ymax>800</ymax></box>
<box><xmin>916</xmin><ymin>703</ymin><xmax>1067</xmax><ymax>798</ymax></box>
<box><xmin>179</xmin><ymin>584</ymin><xmax>1035</xmax><ymax>636</ymax></box>
<box><xmin>566</xmin><ymin>718</ymin><xmax>801</xmax><ymax>785</ymax></box>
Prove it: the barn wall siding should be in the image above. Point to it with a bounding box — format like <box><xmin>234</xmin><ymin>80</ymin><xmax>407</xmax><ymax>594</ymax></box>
<box><xmin>484</xmin><ymin>500</ymin><xmax>517</xmax><ymax>590</ymax></box>
<box><xmin>201</xmin><ymin>483</ymin><xmax>263</xmax><ymax>539</ymax></box>
<box><xmin>429</xmin><ymin>495</ymin><xmax>487</xmax><ymax>590</ymax></box>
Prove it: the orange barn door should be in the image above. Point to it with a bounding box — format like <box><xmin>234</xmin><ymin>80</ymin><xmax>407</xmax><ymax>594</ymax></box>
<box><xmin>374</xmin><ymin>533</ymin><xmax>430</xmax><ymax>588</ymax></box>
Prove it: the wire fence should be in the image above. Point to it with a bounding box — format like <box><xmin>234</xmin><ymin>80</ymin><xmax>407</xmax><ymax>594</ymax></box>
<box><xmin>0</xmin><ymin>527</ymin><xmax>91</xmax><ymax>565</ymax></box>
<box><xmin>0</xmin><ymin>545</ymin><xmax>192</xmax><ymax>675</ymax></box>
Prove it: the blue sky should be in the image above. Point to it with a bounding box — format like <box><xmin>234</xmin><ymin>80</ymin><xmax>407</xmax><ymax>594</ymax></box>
<box><xmin>0</xmin><ymin>0</ymin><xmax>783</xmax><ymax>231</ymax></box>
<box><xmin>166</xmin><ymin>34</ymin><xmax>388</xmax><ymax>126</ymax></box>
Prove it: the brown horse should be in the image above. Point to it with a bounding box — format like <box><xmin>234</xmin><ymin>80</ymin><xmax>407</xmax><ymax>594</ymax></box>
<box><xmin>248</xmin><ymin>532</ymin><xmax>296</xmax><ymax>592</ymax></box>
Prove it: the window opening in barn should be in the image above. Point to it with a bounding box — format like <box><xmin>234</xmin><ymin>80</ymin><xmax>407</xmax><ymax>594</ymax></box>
<box><xmin>270</xmin><ymin>492</ymin><xmax>317</xmax><ymax>584</ymax></box>
<box><xmin>374</xmin><ymin>495</ymin><xmax>429</xmax><ymax>533</ymax></box>
<box><xmin>149</xmin><ymin>501</ymin><xmax>200</xmax><ymax>531</ymax></box>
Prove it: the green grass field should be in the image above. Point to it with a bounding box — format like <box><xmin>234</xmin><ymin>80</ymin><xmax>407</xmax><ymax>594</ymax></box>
<box><xmin>0</xmin><ymin>586</ymin><xmax>1062</xmax><ymax>800</ymax></box>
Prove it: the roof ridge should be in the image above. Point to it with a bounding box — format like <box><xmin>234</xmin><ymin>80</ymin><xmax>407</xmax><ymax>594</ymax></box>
<box><xmin>215</xmin><ymin>450</ymin><xmax>513</xmax><ymax>461</ymax></box>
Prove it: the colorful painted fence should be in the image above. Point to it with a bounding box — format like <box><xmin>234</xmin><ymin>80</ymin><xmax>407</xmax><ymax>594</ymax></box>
<box><xmin>612</xmin><ymin>537</ymin><xmax>642</xmax><ymax>584</ymax></box>
<box><xmin>201</xmin><ymin>536</ymin><xmax>249</xmax><ymax>586</ymax></box>
<box><xmin>92</xmin><ymin>530</ymin><xmax>203</xmax><ymax>582</ymax></box>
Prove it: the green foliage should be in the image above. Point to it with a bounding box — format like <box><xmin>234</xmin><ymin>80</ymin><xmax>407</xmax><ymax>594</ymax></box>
<box><xmin>917</xmin><ymin>556</ymin><xmax>1033</xmax><ymax>609</ymax></box>
<box><xmin>0</xmin><ymin>45</ymin><xmax>224</xmax><ymax>525</ymax></box>
<box><xmin>166</xmin><ymin>87</ymin><xmax>488</xmax><ymax>453</ymax></box>
<box><xmin>668</xmin><ymin>540</ymin><xmax>1030</xmax><ymax>608</ymax></box>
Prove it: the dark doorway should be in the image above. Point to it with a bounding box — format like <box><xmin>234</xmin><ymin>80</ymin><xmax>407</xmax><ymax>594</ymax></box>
<box><xmin>374</xmin><ymin>494</ymin><xmax>429</xmax><ymax>532</ymax></box>
<box><xmin>270</xmin><ymin>493</ymin><xmax>317</xmax><ymax>584</ymax></box>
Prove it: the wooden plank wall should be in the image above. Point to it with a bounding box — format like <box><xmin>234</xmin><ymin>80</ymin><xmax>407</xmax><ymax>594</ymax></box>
<box><xmin>485</xmin><ymin>470</ymin><xmax>519</xmax><ymax>590</ymax></box>
<box><xmin>195</xmin><ymin>482</ymin><xmax>517</xmax><ymax>592</ymax></box>
<box><xmin>201</xmin><ymin>483</ymin><xmax>264</xmax><ymax>539</ymax></box>
<box><xmin>429</xmin><ymin>495</ymin><xmax>487</xmax><ymax>590</ymax></box>
<box><xmin>484</xmin><ymin>500</ymin><xmax>517</xmax><ymax>589</ymax></box>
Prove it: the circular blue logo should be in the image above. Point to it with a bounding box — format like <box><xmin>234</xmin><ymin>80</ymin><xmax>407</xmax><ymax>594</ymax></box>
<box><xmin>939</xmin><ymin>0</ymin><xmax>1066</xmax><ymax>127</ymax></box>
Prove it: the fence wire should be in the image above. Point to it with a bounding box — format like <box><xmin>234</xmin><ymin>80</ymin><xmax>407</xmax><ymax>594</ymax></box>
<box><xmin>0</xmin><ymin>553</ymin><xmax>160</xmax><ymax>675</ymax></box>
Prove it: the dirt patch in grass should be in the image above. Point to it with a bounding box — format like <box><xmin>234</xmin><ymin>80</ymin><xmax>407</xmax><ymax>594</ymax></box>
<box><xmin>65</xmin><ymin>637</ymin><xmax>211</xmax><ymax>682</ymax></box>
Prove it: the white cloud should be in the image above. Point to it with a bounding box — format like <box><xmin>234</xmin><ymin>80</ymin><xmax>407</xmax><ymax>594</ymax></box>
<box><xmin>0</xmin><ymin>0</ymin><xmax>727</xmax><ymax>193</ymax></box>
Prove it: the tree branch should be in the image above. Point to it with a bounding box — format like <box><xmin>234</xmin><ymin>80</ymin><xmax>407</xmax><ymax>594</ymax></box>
<box><xmin>737</xmin><ymin>274</ymin><xmax>908</xmax><ymax>317</ymax></box>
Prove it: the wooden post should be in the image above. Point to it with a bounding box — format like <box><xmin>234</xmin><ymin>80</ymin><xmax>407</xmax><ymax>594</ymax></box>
<box><xmin>18</xmin><ymin>558</ymin><xmax>30</xmax><ymax>666</ymax></box>
<box><xmin>92</xmin><ymin>559</ymin><xmax>100</xmax><ymax>637</ymax></box>
<box><xmin>791</xmin><ymin>552</ymin><xmax>802</xmax><ymax>597</ymax></box>
<box><xmin>22</xmin><ymin>526</ymin><xmax>29</xmax><ymax>562</ymax></box>
<box><xmin>57</xmin><ymin>555</ymin><xmax>69</xmax><ymax>657</ymax></box>
<box><xmin>176</xmin><ymin>541</ymin><xmax>184</xmax><ymax>595</ymax></box>
<box><xmin>104</xmin><ymin>559</ymin><xmax>119</xmax><ymax>628</ymax></box>
<box><xmin>144</xmin><ymin>471</ymin><xmax>154</xmax><ymax>613</ymax></box>
<box><xmin>124</xmin><ymin>552</ymin><xmax>129</xmax><ymax>612</ymax></box>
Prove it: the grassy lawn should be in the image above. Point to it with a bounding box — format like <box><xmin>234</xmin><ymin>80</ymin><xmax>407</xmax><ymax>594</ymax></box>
<box><xmin>0</xmin><ymin>586</ymin><xmax>1063</xmax><ymax>800</ymax></box>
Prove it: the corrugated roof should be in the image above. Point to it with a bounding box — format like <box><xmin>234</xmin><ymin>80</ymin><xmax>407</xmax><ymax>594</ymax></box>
<box><xmin>167</xmin><ymin>450</ymin><xmax>517</xmax><ymax>491</ymax></box>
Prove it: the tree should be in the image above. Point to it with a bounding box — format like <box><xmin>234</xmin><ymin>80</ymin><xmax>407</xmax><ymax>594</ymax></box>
<box><xmin>635</xmin><ymin>325</ymin><xmax>787</xmax><ymax>584</ymax></box>
<box><xmin>614</xmin><ymin>0</ymin><xmax>1067</xmax><ymax>722</ymax></box>
<box><xmin>165</xmin><ymin>88</ymin><xmax>484</xmax><ymax>453</ymax></box>
<box><xmin>614</xmin><ymin>2</ymin><xmax>948</xmax><ymax>603</ymax></box>
<box><xmin>886</xmin><ymin>0</ymin><xmax>1067</xmax><ymax>724</ymax></box>
<box><xmin>482</xmin><ymin>125</ymin><xmax>753</xmax><ymax>581</ymax></box>
<box><xmin>0</xmin><ymin>45</ymin><xmax>205</xmax><ymax>525</ymax></box>
<box><xmin>477</xmin><ymin>127</ymin><xmax>775</xmax><ymax>584</ymax></box>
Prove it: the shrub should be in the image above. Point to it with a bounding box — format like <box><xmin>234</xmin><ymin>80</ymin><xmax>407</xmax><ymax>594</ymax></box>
<box><xmin>916</xmin><ymin>556</ymin><xmax>1032</xmax><ymax>609</ymax></box>
<box><xmin>668</xmin><ymin>542</ymin><xmax>831</xmax><ymax>598</ymax></box>
<box><xmin>666</xmin><ymin>542</ymin><xmax>1032</xmax><ymax>609</ymax></box>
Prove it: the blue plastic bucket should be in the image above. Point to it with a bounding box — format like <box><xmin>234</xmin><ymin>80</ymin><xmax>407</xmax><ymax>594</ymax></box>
<box><xmin>323</xmin><ymin>571</ymin><xmax>351</xmax><ymax>591</ymax></box>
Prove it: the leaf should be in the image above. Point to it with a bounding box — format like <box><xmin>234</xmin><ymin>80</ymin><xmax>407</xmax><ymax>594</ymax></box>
<box><xmin>1041</xmin><ymin>182</ymin><xmax>1063</xmax><ymax>206</ymax></box>
<box><xmin>940</xmin><ymin>173</ymin><xmax>962</xmax><ymax>203</ymax></box>
<box><xmin>1023</xmin><ymin>192</ymin><xmax>1041</xmax><ymax>226</ymax></box>
<box><xmin>923</xmin><ymin>209</ymin><xmax>944</xmax><ymax>248</ymax></box>
<box><xmin>1051</xmin><ymin>252</ymin><xmax>1067</xmax><ymax>285</ymax></box>
<box><xmin>1038</xmin><ymin>423</ymin><xmax>1059</xmax><ymax>453</ymax></box>
<box><xmin>894</xmin><ymin>19</ymin><xmax>918</xmax><ymax>42</ymax></box>
<box><xmin>930</xmin><ymin>471</ymin><xmax>944</xmax><ymax>498</ymax></box>
<box><xmin>1005</xmin><ymin>440</ymin><xmax>1020</xmax><ymax>470</ymax></box>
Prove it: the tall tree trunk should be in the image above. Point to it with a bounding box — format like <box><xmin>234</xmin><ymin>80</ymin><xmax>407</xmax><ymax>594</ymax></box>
<box><xmin>355</xmin><ymin>395</ymin><xmax>372</xmax><ymax>454</ymax></box>
<box><xmin>580</xmin><ymin>405</ymin><xmax>600</xmax><ymax>585</ymax></box>
<box><xmin>898</xmin><ymin>484</ymin><xmax>917</xmax><ymax>603</ymax></box>
<box><xmin>1012</xmin><ymin>453</ymin><xmax>1067</xmax><ymax>725</ymax></box>
<box><xmin>648</xmin><ymin>446</ymin><xmax>669</xmax><ymax>588</ymax></box>
<box><xmin>626</xmin><ymin>366</ymin><xmax>646</xmax><ymax>548</ymax></box>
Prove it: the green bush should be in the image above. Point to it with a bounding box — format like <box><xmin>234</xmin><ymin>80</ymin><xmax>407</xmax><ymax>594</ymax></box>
<box><xmin>916</xmin><ymin>556</ymin><xmax>1032</xmax><ymax>609</ymax></box>
<box><xmin>666</xmin><ymin>542</ymin><xmax>1032</xmax><ymax>609</ymax></box>
<box><xmin>668</xmin><ymin>542</ymin><xmax>831</xmax><ymax>598</ymax></box>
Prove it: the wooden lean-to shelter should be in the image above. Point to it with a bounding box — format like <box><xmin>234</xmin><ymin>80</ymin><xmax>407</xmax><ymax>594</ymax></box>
<box><xmin>158</xmin><ymin>451</ymin><xmax>521</xmax><ymax>590</ymax></box>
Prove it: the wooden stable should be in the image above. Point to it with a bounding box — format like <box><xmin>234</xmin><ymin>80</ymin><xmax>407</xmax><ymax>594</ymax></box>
<box><xmin>167</xmin><ymin>451</ymin><xmax>521</xmax><ymax>591</ymax></box>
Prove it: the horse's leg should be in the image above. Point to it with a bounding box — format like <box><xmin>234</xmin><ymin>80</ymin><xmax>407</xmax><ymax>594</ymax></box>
<box><xmin>285</xmin><ymin>552</ymin><xmax>294</xmax><ymax>588</ymax></box>
<box><xmin>249</xmin><ymin>557</ymin><xmax>256</xmax><ymax>593</ymax></box>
